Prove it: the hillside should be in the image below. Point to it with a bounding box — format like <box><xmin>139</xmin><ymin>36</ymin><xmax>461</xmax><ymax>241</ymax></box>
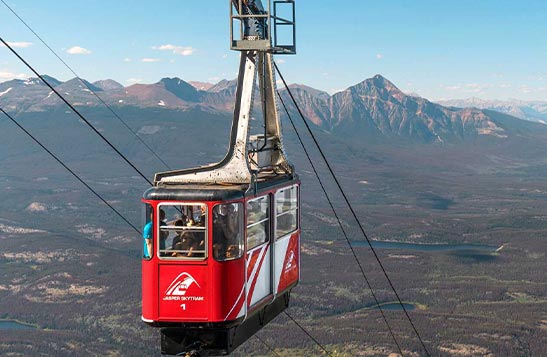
<box><xmin>437</xmin><ymin>97</ymin><xmax>547</xmax><ymax>124</ymax></box>
<box><xmin>1</xmin><ymin>74</ymin><xmax>547</xmax><ymax>355</ymax></box>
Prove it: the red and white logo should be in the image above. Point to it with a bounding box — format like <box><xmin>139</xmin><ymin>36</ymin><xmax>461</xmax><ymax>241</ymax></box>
<box><xmin>284</xmin><ymin>250</ymin><xmax>296</xmax><ymax>272</ymax></box>
<box><xmin>164</xmin><ymin>272</ymin><xmax>201</xmax><ymax>297</ymax></box>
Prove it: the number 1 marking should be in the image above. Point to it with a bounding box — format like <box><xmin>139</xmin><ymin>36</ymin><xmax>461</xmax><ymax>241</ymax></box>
<box><xmin>181</xmin><ymin>303</ymin><xmax>186</xmax><ymax>310</ymax></box>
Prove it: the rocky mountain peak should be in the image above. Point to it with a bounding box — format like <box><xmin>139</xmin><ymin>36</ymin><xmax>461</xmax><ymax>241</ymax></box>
<box><xmin>93</xmin><ymin>79</ymin><xmax>123</xmax><ymax>91</ymax></box>
<box><xmin>57</xmin><ymin>78</ymin><xmax>103</xmax><ymax>92</ymax></box>
<box><xmin>208</xmin><ymin>79</ymin><xmax>238</xmax><ymax>93</ymax></box>
<box><xmin>287</xmin><ymin>84</ymin><xmax>330</xmax><ymax>101</ymax></box>
<box><xmin>348</xmin><ymin>74</ymin><xmax>406</xmax><ymax>103</ymax></box>
<box><xmin>159</xmin><ymin>77</ymin><xmax>200</xmax><ymax>102</ymax></box>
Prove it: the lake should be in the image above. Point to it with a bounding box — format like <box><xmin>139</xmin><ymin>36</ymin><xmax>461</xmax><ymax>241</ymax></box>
<box><xmin>354</xmin><ymin>240</ymin><xmax>500</xmax><ymax>253</ymax></box>
<box><xmin>360</xmin><ymin>302</ymin><xmax>417</xmax><ymax>312</ymax></box>
<box><xmin>352</xmin><ymin>240</ymin><xmax>502</xmax><ymax>262</ymax></box>
<box><xmin>377</xmin><ymin>302</ymin><xmax>416</xmax><ymax>311</ymax></box>
<box><xmin>0</xmin><ymin>320</ymin><xmax>37</xmax><ymax>330</ymax></box>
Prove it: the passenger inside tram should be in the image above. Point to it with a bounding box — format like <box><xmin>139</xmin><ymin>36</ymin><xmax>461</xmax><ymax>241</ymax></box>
<box><xmin>213</xmin><ymin>203</ymin><xmax>242</xmax><ymax>260</ymax></box>
<box><xmin>143</xmin><ymin>210</ymin><xmax>153</xmax><ymax>259</ymax></box>
<box><xmin>159</xmin><ymin>209</ymin><xmax>168</xmax><ymax>255</ymax></box>
<box><xmin>170</xmin><ymin>219</ymin><xmax>185</xmax><ymax>252</ymax></box>
<box><xmin>159</xmin><ymin>204</ymin><xmax>206</xmax><ymax>258</ymax></box>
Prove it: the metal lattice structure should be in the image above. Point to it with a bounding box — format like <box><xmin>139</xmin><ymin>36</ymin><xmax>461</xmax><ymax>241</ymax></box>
<box><xmin>155</xmin><ymin>0</ymin><xmax>296</xmax><ymax>187</ymax></box>
<box><xmin>230</xmin><ymin>0</ymin><xmax>296</xmax><ymax>54</ymax></box>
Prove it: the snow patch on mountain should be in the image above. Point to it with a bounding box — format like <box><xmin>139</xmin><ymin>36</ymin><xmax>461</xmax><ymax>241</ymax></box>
<box><xmin>0</xmin><ymin>87</ymin><xmax>12</xmax><ymax>97</ymax></box>
<box><xmin>138</xmin><ymin>125</ymin><xmax>161</xmax><ymax>135</ymax></box>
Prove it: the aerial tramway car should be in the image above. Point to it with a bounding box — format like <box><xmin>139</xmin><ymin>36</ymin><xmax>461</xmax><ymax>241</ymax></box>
<box><xmin>141</xmin><ymin>1</ymin><xmax>298</xmax><ymax>355</ymax></box>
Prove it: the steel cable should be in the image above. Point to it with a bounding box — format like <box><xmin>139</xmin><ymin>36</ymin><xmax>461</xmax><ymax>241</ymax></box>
<box><xmin>274</xmin><ymin>61</ymin><xmax>430</xmax><ymax>356</ymax></box>
<box><xmin>277</xmin><ymin>90</ymin><xmax>404</xmax><ymax>355</ymax></box>
<box><xmin>0</xmin><ymin>107</ymin><xmax>141</xmax><ymax>234</ymax></box>
<box><xmin>0</xmin><ymin>37</ymin><xmax>153</xmax><ymax>186</ymax></box>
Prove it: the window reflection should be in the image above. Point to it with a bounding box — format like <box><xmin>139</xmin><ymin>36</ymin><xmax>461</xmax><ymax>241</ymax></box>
<box><xmin>276</xmin><ymin>186</ymin><xmax>298</xmax><ymax>239</ymax></box>
<box><xmin>247</xmin><ymin>196</ymin><xmax>270</xmax><ymax>249</ymax></box>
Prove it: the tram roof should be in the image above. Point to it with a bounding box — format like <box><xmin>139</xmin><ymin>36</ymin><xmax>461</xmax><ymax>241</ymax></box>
<box><xmin>143</xmin><ymin>174</ymin><xmax>298</xmax><ymax>202</ymax></box>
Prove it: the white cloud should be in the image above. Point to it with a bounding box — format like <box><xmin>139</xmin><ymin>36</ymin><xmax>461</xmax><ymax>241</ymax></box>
<box><xmin>0</xmin><ymin>70</ymin><xmax>29</xmax><ymax>80</ymax></box>
<box><xmin>519</xmin><ymin>85</ymin><xmax>533</xmax><ymax>94</ymax></box>
<box><xmin>153</xmin><ymin>44</ymin><xmax>195</xmax><ymax>56</ymax></box>
<box><xmin>66</xmin><ymin>46</ymin><xmax>91</xmax><ymax>55</ymax></box>
<box><xmin>141</xmin><ymin>58</ymin><xmax>161</xmax><ymax>63</ymax></box>
<box><xmin>169</xmin><ymin>59</ymin><xmax>176</xmax><ymax>64</ymax></box>
<box><xmin>0</xmin><ymin>41</ymin><xmax>33</xmax><ymax>48</ymax></box>
<box><xmin>499</xmin><ymin>83</ymin><xmax>511</xmax><ymax>89</ymax></box>
<box><xmin>376</xmin><ymin>53</ymin><xmax>384</xmax><ymax>59</ymax></box>
<box><xmin>527</xmin><ymin>74</ymin><xmax>545</xmax><ymax>81</ymax></box>
<box><xmin>222</xmin><ymin>54</ymin><xmax>228</xmax><ymax>59</ymax></box>
<box><xmin>126</xmin><ymin>78</ymin><xmax>143</xmax><ymax>85</ymax></box>
<box><xmin>276</xmin><ymin>59</ymin><xmax>286</xmax><ymax>64</ymax></box>
<box><xmin>123</xmin><ymin>58</ymin><xmax>132</xmax><ymax>62</ymax></box>
<box><xmin>441</xmin><ymin>83</ymin><xmax>491</xmax><ymax>93</ymax></box>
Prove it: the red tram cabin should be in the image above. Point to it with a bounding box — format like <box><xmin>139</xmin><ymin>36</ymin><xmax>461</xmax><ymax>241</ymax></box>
<box><xmin>141</xmin><ymin>1</ymin><xmax>300</xmax><ymax>354</ymax></box>
<box><xmin>141</xmin><ymin>177</ymin><xmax>300</xmax><ymax>354</ymax></box>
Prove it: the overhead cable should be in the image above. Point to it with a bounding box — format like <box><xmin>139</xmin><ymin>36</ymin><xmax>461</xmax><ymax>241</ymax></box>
<box><xmin>0</xmin><ymin>36</ymin><xmax>153</xmax><ymax>186</ymax></box>
<box><xmin>0</xmin><ymin>0</ymin><xmax>171</xmax><ymax>171</ymax></box>
<box><xmin>0</xmin><ymin>107</ymin><xmax>141</xmax><ymax>235</ymax></box>
<box><xmin>274</xmin><ymin>61</ymin><xmax>430</xmax><ymax>356</ymax></box>
<box><xmin>254</xmin><ymin>335</ymin><xmax>281</xmax><ymax>357</ymax></box>
<box><xmin>277</xmin><ymin>90</ymin><xmax>403</xmax><ymax>355</ymax></box>
<box><xmin>283</xmin><ymin>311</ymin><xmax>333</xmax><ymax>357</ymax></box>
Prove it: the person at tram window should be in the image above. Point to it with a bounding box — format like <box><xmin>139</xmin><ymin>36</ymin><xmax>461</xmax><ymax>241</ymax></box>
<box><xmin>170</xmin><ymin>219</ymin><xmax>200</xmax><ymax>257</ymax></box>
<box><xmin>159</xmin><ymin>209</ymin><xmax>168</xmax><ymax>254</ymax></box>
<box><xmin>143</xmin><ymin>211</ymin><xmax>153</xmax><ymax>259</ymax></box>
<box><xmin>171</xmin><ymin>219</ymin><xmax>186</xmax><ymax>251</ymax></box>
<box><xmin>213</xmin><ymin>204</ymin><xmax>239</xmax><ymax>259</ymax></box>
<box><xmin>187</xmin><ymin>219</ymin><xmax>205</xmax><ymax>257</ymax></box>
<box><xmin>198</xmin><ymin>205</ymin><xmax>206</xmax><ymax>227</ymax></box>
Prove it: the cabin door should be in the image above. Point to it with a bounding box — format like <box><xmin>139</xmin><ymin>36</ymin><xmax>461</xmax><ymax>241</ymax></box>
<box><xmin>245</xmin><ymin>195</ymin><xmax>272</xmax><ymax>307</ymax></box>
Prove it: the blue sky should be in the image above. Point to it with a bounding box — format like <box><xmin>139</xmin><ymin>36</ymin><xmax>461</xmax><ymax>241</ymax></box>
<box><xmin>1</xmin><ymin>0</ymin><xmax>546</xmax><ymax>101</ymax></box>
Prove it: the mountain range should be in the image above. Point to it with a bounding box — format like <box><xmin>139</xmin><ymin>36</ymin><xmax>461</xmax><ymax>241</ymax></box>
<box><xmin>436</xmin><ymin>97</ymin><xmax>547</xmax><ymax>124</ymax></box>
<box><xmin>1</xmin><ymin>74</ymin><xmax>546</xmax><ymax>144</ymax></box>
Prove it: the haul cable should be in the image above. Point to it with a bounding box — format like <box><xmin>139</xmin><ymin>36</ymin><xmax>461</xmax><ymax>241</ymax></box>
<box><xmin>274</xmin><ymin>61</ymin><xmax>431</xmax><ymax>356</ymax></box>
<box><xmin>254</xmin><ymin>335</ymin><xmax>281</xmax><ymax>357</ymax></box>
<box><xmin>0</xmin><ymin>36</ymin><xmax>153</xmax><ymax>186</ymax></box>
<box><xmin>283</xmin><ymin>311</ymin><xmax>333</xmax><ymax>357</ymax></box>
<box><xmin>0</xmin><ymin>107</ymin><xmax>141</xmax><ymax>235</ymax></box>
<box><xmin>0</xmin><ymin>0</ymin><xmax>171</xmax><ymax>171</ymax></box>
<box><xmin>277</xmin><ymin>91</ymin><xmax>404</xmax><ymax>355</ymax></box>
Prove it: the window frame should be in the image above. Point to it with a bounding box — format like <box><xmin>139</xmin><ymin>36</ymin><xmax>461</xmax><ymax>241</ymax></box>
<box><xmin>142</xmin><ymin>203</ymin><xmax>154</xmax><ymax>260</ymax></box>
<box><xmin>246</xmin><ymin>194</ymin><xmax>271</xmax><ymax>251</ymax></box>
<box><xmin>212</xmin><ymin>202</ymin><xmax>244</xmax><ymax>262</ymax></box>
<box><xmin>275</xmin><ymin>185</ymin><xmax>299</xmax><ymax>240</ymax></box>
<box><xmin>157</xmin><ymin>202</ymin><xmax>208</xmax><ymax>261</ymax></box>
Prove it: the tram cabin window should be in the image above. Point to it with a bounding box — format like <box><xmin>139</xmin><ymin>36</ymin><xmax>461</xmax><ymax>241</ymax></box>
<box><xmin>142</xmin><ymin>203</ymin><xmax>153</xmax><ymax>260</ymax></box>
<box><xmin>275</xmin><ymin>185</ymin><xmax>298</xmax><ymax>239</ymax></box>
<box><xmin>213</xmin><ymin>203</ymin><xmax>243</xmax><ymax>261</ymax></box>
<box><xmin>246</xmin><ymin>195</ymin><xmax>270</xmax><ymax>250</ymax></box>
<box><xmin>158</xmin><ymin>204</ymin><xmax>207</xmax><ymax>259</ymax></box>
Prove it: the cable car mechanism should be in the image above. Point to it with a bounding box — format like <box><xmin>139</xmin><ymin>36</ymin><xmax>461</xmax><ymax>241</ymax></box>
<box><xmin>141</xmin><ymin>1</ymin><xmax>298</xmax><ymax>355</ymax></box>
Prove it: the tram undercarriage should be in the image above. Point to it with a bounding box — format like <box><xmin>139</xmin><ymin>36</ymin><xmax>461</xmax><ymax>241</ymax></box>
<box><xmin>160</xmin><ymin>292</ymin><xmax>291</xmax><ymax>356</ymax></box>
